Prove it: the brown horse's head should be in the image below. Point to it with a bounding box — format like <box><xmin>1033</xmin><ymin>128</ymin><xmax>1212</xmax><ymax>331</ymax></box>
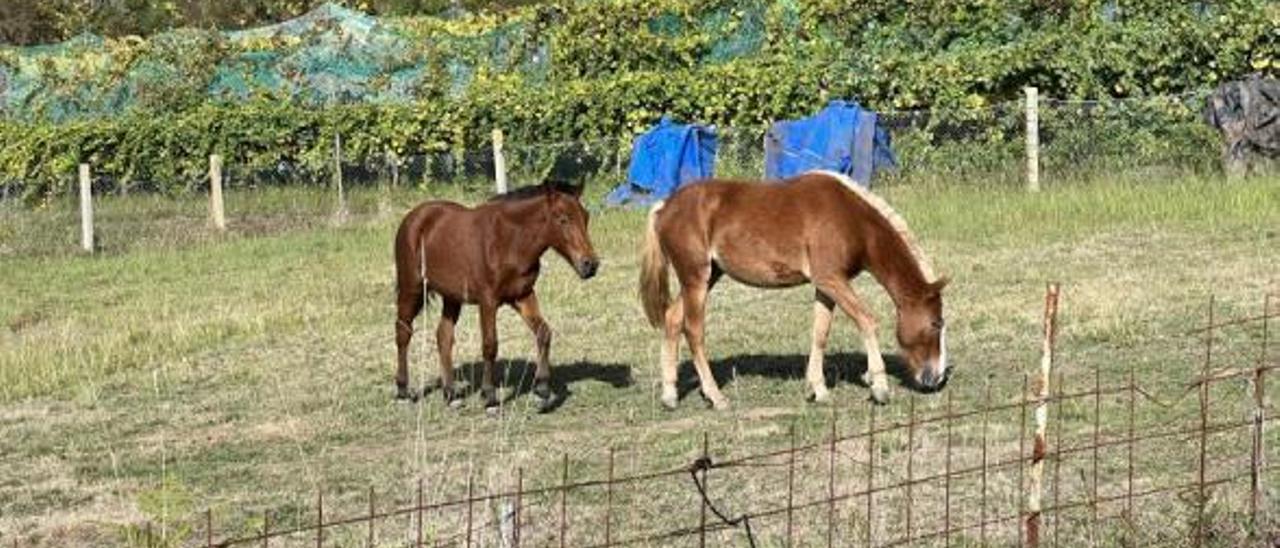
<box><xmin>541</xmin><ymin>180</ymin><xmax>599</xmax><ymax>279</ymax></box>
<box><xmin>896</xmin><ymin>277</ymin><xmax>949</xmax><ymax>391</ymax></box>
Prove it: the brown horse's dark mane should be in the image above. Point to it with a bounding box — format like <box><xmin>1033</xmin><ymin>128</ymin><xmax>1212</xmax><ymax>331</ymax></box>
<box><xmin>487</xmin><ymin>180</ymin><xmax>580</xmax><ymax>202</ymax></box>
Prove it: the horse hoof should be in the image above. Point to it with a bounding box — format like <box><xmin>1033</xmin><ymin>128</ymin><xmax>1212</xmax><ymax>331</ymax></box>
<box><xmin>447</xmin><ymin>398</ymin><xmax>465</xmax><ymax>410</ymax></box>
<box><xmin>485</xmin><ymin>405</ymin><xmax>500</xmax><ymax>417</ymax></box>
<box><xmin>660</xmin><ymin>393</ymin><xmax>679</xmax><ymax>410</ymax></box>
<box><xmin>808</xmin><ymin>390</ymin><xmax>832</xmax><ymax>405</ymax></box>
<box><xmin>533</xmin><ymin>380</ymin><xmax>552</xmax><ymax>402</ymax></box>
<box><xmin>869</xmin><ymin>386</ymin><xmax>890</xmax><ymax>406</ymax></box>
<box><xmin>710</xmin><ymin>398</ymin><xmax>731</xmax><ymax>411</ymax></box>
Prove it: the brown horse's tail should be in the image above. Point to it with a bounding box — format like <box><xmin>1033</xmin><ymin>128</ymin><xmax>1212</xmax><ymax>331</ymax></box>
<box><xmin>639</xmin><ymin>202</ymin><xmax>671</xmax><ymax>328</ymax></box>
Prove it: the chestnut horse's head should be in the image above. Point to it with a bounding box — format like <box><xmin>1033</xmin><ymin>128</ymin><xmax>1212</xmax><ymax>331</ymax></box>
<box><xmin>541</xmin><ymin>180</ymin><xmax>599</xmax><ymax>279</ymax></box>
<box><xmin>896</xmin><ymin>277</ymin><xmax>949</xmax><ymax>391</ymax></box>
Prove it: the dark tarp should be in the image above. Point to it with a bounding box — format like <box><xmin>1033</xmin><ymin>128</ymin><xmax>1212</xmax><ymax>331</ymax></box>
<box><xmin>1203</xmin><ymin>74</ymin><xmax>1280</xmax><ymax>174</ymax></box>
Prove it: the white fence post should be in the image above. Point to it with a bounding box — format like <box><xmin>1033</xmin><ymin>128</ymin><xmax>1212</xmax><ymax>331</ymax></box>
<box><xmin>333</xmin><ymin>132</ymin><xmax>348</xmax><ymax>221</ymax></box>
<box><xmin>492</xmin><ymin>129</ymin><xmax>508</xmax><ymax>193</ymax></box>
<box><xmin>209</xmin><ymin>154</ymin><xmax>226</xmax><ymax>231</ymax></box>
<box><xmin>1025</xmin><ymin>87</ymin><xmax>1041</xmax><ymax>192</ymax></box>
<box><xmin>78</xmin><ymin>163</ymin><xmax>94</xmax><ymax>253</ymax></box>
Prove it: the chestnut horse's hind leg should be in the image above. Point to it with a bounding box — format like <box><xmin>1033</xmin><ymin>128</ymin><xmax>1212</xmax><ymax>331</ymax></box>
<box><xmin>816</xmin><ymin>279</ymin><xmax>890</xmax><ymax>405</ymax></box>
<box><xmin>659</xmin><ymin>299</ymin><xmax>685</xmax><ymax>409</ymax></box>
<box><xmin>680</xmin><ymin>273</ymin><xmax>729</xmax><ymax>410</ymax></box>
<box><xmin>806</xmin><ymin>292</ymin><xmax>837</xmax><ymax>403</ymax></box>
<box><xmin>513</xmin><ymin>293</ymin><xmax>554</xmax><ymax>408</ymax></box>
<box><xmin>437</xmin><ymin>299</ymin><xmax>463</xmax><ymax>407</ymax></box>
<box><xmin>478</xmin><ymin>301</ymin><xmax>501</xmax><ymax>413</ymax></box>
<box><xmin>395</xmin><ymin>287</ymin><xmax>425</xmax><ymax>400</ymax></box>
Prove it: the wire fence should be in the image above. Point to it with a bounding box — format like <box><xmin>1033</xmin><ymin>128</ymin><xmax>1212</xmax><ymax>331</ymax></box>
<box><xmin>61</xmin><ymin>289</ymin><xmax>1274</xmax><ymax>548</ymax></box>
<box><xmin>0</xmin><ymin>89</ymin><xmax>1229</xmax><ymax>258</ymax></box>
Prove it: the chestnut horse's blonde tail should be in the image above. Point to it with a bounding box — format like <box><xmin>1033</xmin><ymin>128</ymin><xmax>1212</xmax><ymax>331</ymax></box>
<box><xmin>639</xmin><ymin>202</ymin><xmax>670</xmax><ymax>328</ymax></box>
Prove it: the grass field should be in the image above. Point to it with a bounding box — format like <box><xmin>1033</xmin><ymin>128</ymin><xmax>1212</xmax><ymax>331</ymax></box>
<box><xmin>1</xmin><ymin>174</ymin><xmax>1278</xmax><ymax>546</ymax></box>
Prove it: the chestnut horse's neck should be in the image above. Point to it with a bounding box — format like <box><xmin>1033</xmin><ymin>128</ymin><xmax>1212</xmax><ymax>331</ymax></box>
<box><xmin>821</xmin><ymin>171</ymin><xmax>937</xmax><ymax>307</ymax></box>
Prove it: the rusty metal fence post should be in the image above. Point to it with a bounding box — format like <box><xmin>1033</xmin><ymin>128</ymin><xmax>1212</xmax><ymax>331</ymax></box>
<box><xmin>867</xmin><ymin>405</ymin><xmax>877</xmax><ymax>548</ymax></box>
<box><xmin>1195</xmin><ymin>296</ymin><xmax>1214</xmax><ymax>548</ymax></box>
<box><xmin>1026</xmin><ymin>283</ymin><xmax>1059</xmax><ymax>547</ymax></box>
<box><xmin>944</xmin><ymin>389</ymin><xmax>954</xmax><ymax>547</ymax></box>
<box><xmin>1250</xmin><ymin>294</ymin><xmax>1270</xmax><ymax>534</ymax></box>
<box><xmin>316</xmin><ymin>489</ymin><xmax>324</xmax><ymax>548</ymax></box>
<box><xmin>605</xmin><ymin>449</ymin><xmax>615</xmax><ymax>546</ymax></box>
<box><xmin>699</xmin><ymin>433</ymin><xmax>709</xmax><ymax>548</ymax></box>
<box><xmin>827</xmin><ymin>410</ymin><xmax>837</xmax><ymax>548</ymax></box>
<box><xmin>905</xmin><ymin>396</ymin><xmax>917</xmax><ymax>542</ymax></box>
<box><xmin>787</xmin><ymin>424</ymin><xmax>796</xmax><ymax>547</ymax></box>
<box><xmin>559</xmin><ymin>454</ymin><xmax>569</xmax><ymax>548</ymax></box>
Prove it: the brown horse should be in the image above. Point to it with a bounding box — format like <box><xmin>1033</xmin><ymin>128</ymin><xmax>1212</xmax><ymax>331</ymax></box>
<box><xmin>639</xmin><ymin>170</ymin><xmax>948</xmax><ymax>410</ymax></box>
<box><xmin>394</xmin><ymin>181</ymin><xmax>599</xmax><ymax>410</ymax></box>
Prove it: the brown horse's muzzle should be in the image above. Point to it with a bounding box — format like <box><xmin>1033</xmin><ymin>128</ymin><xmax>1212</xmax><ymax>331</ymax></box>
<box><xmin>576</xmin><ymin>257</ymin><xmax>600</xmax><ymax>280</ymax></box>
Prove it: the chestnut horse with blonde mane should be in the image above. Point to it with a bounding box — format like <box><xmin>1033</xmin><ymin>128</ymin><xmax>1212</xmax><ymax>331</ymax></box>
<box><xmin>395</xmin><ymin>181</ymin><xmax>599</xmax><ymax>411</ymax></box>
<box><xmin>639</xmin><ymin>170</ymin><xmax>948</xmax><ymax>409</ymax></box>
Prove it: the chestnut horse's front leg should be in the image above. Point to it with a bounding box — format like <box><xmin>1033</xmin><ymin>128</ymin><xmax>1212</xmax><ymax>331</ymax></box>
<box><xmin>478</xmin><ymin>300</ymin><xmax>501</xmax><ymax>413</ymax></box>
<box><xmin>816</xmin><ymin>279</ymin><xmax>890</xmax><ymax>405</ymax></box>
<box><xmin>437</xmin><ymin>299</ymin><xmax>463</xmax><ymax>407</ymax></box>
<box><xmin>513</xmin><ymin>293</ymin><xmax>554</xmax><ymax>409</ymax></box>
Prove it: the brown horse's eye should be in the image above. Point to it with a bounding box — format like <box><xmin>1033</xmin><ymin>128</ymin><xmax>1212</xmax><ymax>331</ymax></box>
<box><xmin>931</xmin><ymin>318</ymin><xmax>945</xmax><ymax>330</ymax></box>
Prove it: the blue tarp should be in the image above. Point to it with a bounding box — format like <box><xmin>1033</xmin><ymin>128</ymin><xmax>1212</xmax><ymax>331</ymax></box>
<box><xmin>764</xmin><ymin>100</ymin><xmax>896</xmax><ymax>186</ymax></box>
<box><xmin>606</xmin><ymin>116</ymin><xmax>718</xmax><ymax>206</ymax></box>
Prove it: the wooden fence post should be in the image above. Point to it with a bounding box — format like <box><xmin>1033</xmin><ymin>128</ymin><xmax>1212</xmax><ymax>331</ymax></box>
<box><xmin>1025</xmin><ymin>87</ymin><xmax>1041</xmax><ymax>192</ymax></box>
<box><xmin>333</xmin><ymin>132</ymin><xmax>348</xmax><ymax>221</ymax></box>
<box><xmin>492</xmin><ymin>129</ymin><xmax>508</xmax><ymax>194</ymax></box>
<box><xmin>1026</xmin><ymin>282</ymin><xmax>1060</xmax><ymax>547</ymax></box>
<box><xmin>209</xmin><ymin>155</ymin><xmax>226</xmax><ymax>231</ymax></box>
<box><xmin>78</xmin><ymin>163</ymin><xmax>93</xmax><ymax>253</ymax></box>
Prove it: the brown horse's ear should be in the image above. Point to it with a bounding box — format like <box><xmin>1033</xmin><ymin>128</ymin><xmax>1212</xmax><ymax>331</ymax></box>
<box><xmin>930</xmin><ymin>276</ymin><xmax>950</xmax><ymax>294</ymax></box>
<box><xmin>543</xmin><ymin>178</ymin><xmax>583</xmax><ymax>198</ymax></box>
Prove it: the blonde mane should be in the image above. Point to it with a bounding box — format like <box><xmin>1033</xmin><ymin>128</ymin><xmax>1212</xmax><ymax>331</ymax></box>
<box><xmin>810</xmin><ymin>170</ymin><xmax>937</xmax><ymax>283</ymax></box>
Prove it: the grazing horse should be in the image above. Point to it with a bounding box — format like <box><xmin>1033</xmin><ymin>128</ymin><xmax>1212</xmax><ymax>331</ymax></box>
<box><xmin>394</xmin><ymin>181</ymin><xmax>599</xmax><ymax>411</ymax></box>
<box><xmin>639</xmin><ymin>170</ymin><xmax>948</xmax><ymax>410</ymax></box>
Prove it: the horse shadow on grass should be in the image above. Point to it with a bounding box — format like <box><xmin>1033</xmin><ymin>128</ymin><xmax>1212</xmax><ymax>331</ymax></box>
<box><xmin>674</xmin><ymin>351</ymin><xmax>945</xmax><ymax>405</ymax></box>
<box><xmin>432</xmin><ymin>359</ymin><xmax>634</xmax><ymax>413</ymax></box>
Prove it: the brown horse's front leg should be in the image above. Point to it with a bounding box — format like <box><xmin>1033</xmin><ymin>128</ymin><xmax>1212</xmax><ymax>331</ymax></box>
<box><xmin>437</xmin><ymin>299</ymin><xmax>463</xmax><ymax>407</ymax></box>
<box><xmin>479</xmin><ymin>301</ymin><xmax>501</xmax><ymax>413</ymax></box>
<box><xmin>514</xmin><ymin>294</ymin><xmax>554</xmax><ymax>408</ymax></box>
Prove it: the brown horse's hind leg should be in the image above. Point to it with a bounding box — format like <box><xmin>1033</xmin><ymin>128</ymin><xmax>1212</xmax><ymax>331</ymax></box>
<box><xmin>659</xmin><ymin>299</ymin><xmax>684</xmax><ymax>409</ymax></box>
<box><xmin>395</xmin><ymin>287</ymin><xmax>425</xmax><ymax>400</ymax></box>
<box><xmin>680</xmin><ymin>272</ymin><xmax>729</xmax><ymax>410</ymax></box>
<box><xmin>513</xmin><ymin>293</ymin><xmax>553</xmax><ymax>408</ymax></box>
<box><xmin>806</xmin><ymin>292</ymin><xmax>836</xmax><ymax>403</ymax></box>
<box><xmin>816</xmin><ymin>279</ymin><xmax>890</xmax><ymax>405</ymax></box>
<box><xmin>478</xmin><ymin>301</ymin><xmax>501</xmax><ymax>413</ymax></box>
<box><xmin>437</xmin><ymin>299</ymin><xmax>463</xmax><ymax>407</ymax></box>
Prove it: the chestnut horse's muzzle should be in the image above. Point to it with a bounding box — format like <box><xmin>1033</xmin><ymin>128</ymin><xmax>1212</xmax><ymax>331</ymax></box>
<box><xmin>576</xmin><ymin>257</ymin><xmax>600</xmax><ymax>279</ymax></box>
<box><xmin>917</xmin><ymin>364</ymin><xmax>951</xmax><ymax>392</ymax></box>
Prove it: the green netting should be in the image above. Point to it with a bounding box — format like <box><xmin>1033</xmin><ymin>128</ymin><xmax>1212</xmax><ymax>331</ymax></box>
<box><xmin>0</xmin><ymin>1</ymin><xmax>797</xmax><ymax>123</ymax></box>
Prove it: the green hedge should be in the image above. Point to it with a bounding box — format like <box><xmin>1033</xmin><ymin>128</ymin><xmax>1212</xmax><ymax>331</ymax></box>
<box><xmin>1</xmin><ymin>0</ymin><xmax>1273</xmax><ymax>200</ymax></box>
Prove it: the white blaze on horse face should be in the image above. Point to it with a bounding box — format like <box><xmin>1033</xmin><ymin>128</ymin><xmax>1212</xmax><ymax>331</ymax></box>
<box><xmin>937</xmin><ymin>324</ymin><xmax>948</xmax><ymax>379</ymax></box>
